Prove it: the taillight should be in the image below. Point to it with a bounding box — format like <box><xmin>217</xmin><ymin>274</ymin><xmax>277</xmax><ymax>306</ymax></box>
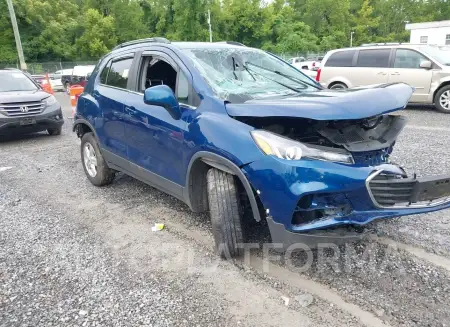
<box><xmin>316</xmin><ymin>68</ymin><xmax>321</xmax><ymax>82</ymax></box>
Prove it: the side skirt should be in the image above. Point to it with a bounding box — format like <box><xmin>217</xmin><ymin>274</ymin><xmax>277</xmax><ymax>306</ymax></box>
<box><xmin>102</xmin><ymin>148</ymin><xmax>185</xmax><ymax>203</ymax></box>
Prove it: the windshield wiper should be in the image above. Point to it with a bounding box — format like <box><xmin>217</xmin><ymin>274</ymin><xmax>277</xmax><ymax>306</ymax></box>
<box><xmin>241</xmin><ymin>64</ymin><xmax>303</xmax><ymax>93</ymax></box>
<box><xmin>245</xmin><ymin>62</ymin><xmax>322</xmax><ymax>90</ymax></box>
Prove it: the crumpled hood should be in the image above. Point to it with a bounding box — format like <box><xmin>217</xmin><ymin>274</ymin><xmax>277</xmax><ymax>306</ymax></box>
<box><xmin>225</xmin><ymin>83</ymin><xmax>414</xmax><ymax>120</ymax></box>
<box><xmin>0</xmin><ymin>90</ymin><xmax>50</xmax><ymax>103</ymax></box>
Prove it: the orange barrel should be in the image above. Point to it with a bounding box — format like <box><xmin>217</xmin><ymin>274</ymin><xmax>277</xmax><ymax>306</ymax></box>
<box><xmin>69</xmin><ymin>85</ymin><xmax>84</xmax><ymax>118</ymax></box>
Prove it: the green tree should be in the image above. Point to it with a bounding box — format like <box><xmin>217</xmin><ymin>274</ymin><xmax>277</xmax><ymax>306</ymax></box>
<box><xmin>75</xmin><ymin>9</ymin><xmax>117</xmax><ymax>58</ymax></box>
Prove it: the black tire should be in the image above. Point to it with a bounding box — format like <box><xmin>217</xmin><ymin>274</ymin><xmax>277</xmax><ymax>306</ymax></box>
<box><xmin>80</xmin><ymin>132</ymin><xmax>115</xmax><ymax>186</ymax></box>
<box><xmin>329</xmin><ymin>82</ymin><xmax>348</xmax><ymax>90</ymax></box>
<box><xmin>47</xmin><ymin>126</ymin><xmax>62</xmax><ymax>136</ymax></box>
<box><xmin>207</xmin><ymin>168</ymin><xmax>244</xmax><ymax>258</ymax></box>
<box><xmin>434</xmin><ymin>85</ymin><xmax>450</xmax><ymax>114</ymax></box>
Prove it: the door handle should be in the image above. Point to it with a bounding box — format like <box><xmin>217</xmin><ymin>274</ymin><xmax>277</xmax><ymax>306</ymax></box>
<box><xmin>390</xmin><ymin>72</ymin><xmax>400</xmax><ymax>76</ymax></box>
<box><xmin>125</xmin><ymin>106</ymin><xmax>137</xmax><ymax>115</ymax></box>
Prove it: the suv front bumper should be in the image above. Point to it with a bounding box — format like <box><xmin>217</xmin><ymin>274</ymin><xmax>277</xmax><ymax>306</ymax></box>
<box><xmin>243</xmin><ymin>157</ymin><xmax>450</xmax><ymax>246</ymax></box>
<box><xmin>0</xmin><ymin>104</ymin><xmax>64</xmax><ymax>136</ymax></box>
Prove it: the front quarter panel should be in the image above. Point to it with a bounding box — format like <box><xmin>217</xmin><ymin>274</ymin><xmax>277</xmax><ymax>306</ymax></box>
<box><xmin>186</xmin><ymin>98</ymin><xmax>263</xmax><ymax>166</ymax></box>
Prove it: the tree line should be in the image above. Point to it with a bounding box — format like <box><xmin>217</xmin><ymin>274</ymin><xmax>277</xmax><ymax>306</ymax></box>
<box><xmin>0</xmin><ymin>0</ymin><xmax>449</xmax><ymax>63</ymax></box>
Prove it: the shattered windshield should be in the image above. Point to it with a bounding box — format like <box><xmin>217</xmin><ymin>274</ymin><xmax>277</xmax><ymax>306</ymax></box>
<box><xmin>182</xmin><ymin>47</ymin><xmax>320</xmax><ymax>101</ymax></box>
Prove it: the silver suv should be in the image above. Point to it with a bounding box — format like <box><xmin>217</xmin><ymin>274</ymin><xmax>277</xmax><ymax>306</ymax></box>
<box><xmin>318</xmin><ymin>44</ymin><xmax>450</xmax><ymax>113</ymax></box>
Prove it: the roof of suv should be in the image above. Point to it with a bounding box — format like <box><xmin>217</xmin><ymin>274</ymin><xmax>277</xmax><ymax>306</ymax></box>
<box><xmin>110</xmin><ymin>38</ymin><xmax>247</xmax><ymax>55</ymax></box>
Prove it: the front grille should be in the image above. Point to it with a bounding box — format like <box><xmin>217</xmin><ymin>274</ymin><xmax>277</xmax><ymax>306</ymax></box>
<box><xmin>0</xmin><ymin>101</ymin><xmax>44</xmax><ymax>117</ymax></box>
<box><xmin>367</xmin><ymin>172</ymin><xmax>415</xmax><ymax>207</ymax></box>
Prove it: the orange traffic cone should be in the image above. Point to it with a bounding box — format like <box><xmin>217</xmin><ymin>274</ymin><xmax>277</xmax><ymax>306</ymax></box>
<box><xmin>42</xmin><ymin>73</ymin><xmax>54</xmax><ymax>94</ymax></box>
<box><xmin>69</xmin><ymin>85</ymin><xmax>84</xmax><ymax>118</ymax></box>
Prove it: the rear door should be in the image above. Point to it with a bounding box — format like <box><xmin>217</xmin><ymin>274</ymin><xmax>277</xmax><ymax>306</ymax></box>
<box><xmin>388</xmin><ymin>48</ymin><xmax>433</xmax><ymax>103</ymax></box>
<box><xmin>351</xmin><ymin>48</ymin><xmax>391</xmax><ymax>86</ymax></box>
<box><xmin>94</xmin><ymin>55</ymin><xmax>134</xmax><ymax>162</ymax></box>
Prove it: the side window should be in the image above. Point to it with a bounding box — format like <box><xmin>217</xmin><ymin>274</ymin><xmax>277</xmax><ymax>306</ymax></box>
<box><xmin>105</xmin><ymin>57</ymin><xmax>133</xmax><ymax>89</ymax></box>
<box><xmin>325</xmin><ymin>50</ymin><xmax>356</xmax><ymax>67</ymax></box>
<box><xmin>99</xmin><ymin>60</ymin><xmax>111</xmax><ymax>84</ymax></box>
<box><xmin>394</xmin><ymin>49</ymin><xmax>427</xmax><ymax>69</ymax></box>
<box><xmin>176</xmin><ymin>72</ymin><xmax>189</xmax><ymax>104</ymax></box>
<box><xmin>356</xmin><ymin>49</ymin><xmax>390</xmax><ymax>68</ymax></box>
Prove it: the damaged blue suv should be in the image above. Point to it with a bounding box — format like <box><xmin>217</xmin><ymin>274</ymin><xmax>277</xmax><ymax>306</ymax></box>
<box><xmin>74</xmin><ymin>38</ymin><xmax>450</xmax><ymax>257</ymax></box>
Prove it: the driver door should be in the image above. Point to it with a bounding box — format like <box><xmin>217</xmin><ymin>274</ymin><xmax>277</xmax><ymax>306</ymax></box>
<box><xmin>123</xmin><ymin>50</ymin><xmax>196</xmax><ymax>198</ymax></box>
<box><xmin>388</xmin><ymin>48</ymin><xmax>433</xmax><ymax>103</ymax></box>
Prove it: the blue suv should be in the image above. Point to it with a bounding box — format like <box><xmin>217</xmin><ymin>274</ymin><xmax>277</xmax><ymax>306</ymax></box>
<box><xmin>74</xmin><ymin>38</ymin><xmax>450</xmax><ymax>257</ymax></box>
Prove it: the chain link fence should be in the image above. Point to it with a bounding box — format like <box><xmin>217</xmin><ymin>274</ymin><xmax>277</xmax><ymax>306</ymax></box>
<box><xmin>0</xmin><ymin>61</ymin><xmax>98</xmax><ymax>75</ymax></box>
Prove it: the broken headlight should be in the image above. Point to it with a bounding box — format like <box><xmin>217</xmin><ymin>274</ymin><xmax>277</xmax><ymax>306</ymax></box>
<box><xmin>251</xmin><ymin>130</ymin><xmax>354</xmax><ymax>164</ymax></box>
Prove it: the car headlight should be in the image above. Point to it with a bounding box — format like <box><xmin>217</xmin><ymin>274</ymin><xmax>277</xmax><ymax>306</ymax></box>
<box><xmin>43</xmin><ymin>95</ymin><xmax>57</xmax><ymax>106</ymax></box>
<box><xmin>251</xmin><ymin>130</ymin><xmax>354</xmax><ymax>164</ymax></box>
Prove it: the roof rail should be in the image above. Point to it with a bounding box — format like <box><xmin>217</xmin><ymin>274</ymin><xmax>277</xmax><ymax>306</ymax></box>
<box><xmin>216</xmin><ymin>41</ymin><xmax>246</xmax><ymax>47</ymax></box>
<box><xmin>112</xmin><ymin>37</ymin><xmax>170</xmax><ymax>50</ymax></box>
<box><xmin>360</xmin><ymin>42</ymin><xmax>411</xmax><ymax>46</ymax></box>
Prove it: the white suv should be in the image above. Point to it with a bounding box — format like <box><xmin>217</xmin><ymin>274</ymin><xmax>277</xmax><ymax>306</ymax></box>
<box><xmin>317</xmin><ymin>44</ymin><xmax>450</xmax><ymax>113</ymax></box>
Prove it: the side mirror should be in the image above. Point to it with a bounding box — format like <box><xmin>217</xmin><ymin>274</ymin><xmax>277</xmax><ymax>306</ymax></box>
<box><xmin>144</xmin><ymin>85</ymin><xmax>181</xmax><ymax>120</ymax></box>
<box><xmin>86</xmin><ymin>72</ymin><xmax>92</xmax><ymax>79</ymax></box>
<box><xmin>420</xmin><ymin>60</ymin><xmax>432</xmax><ymax>69</ymax></box>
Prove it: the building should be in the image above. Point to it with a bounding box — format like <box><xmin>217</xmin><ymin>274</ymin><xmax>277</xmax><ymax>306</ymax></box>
<box><xmin>405</xmin><ymin>20</ymin><xmax>450</xmax><ymax>46</ymax></box>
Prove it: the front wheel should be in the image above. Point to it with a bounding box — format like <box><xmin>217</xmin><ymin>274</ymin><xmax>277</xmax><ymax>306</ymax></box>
<box><xmin>435</xmin><ymin>85</ymin><xmax>450</xmax><ymax>113</ymax></box>
<box><xmin>80</xmin><ymin>132</ymin><xmax>115</xmax><ymax>186</ymax></box>
<box><xmin>207</xmin><ymin>168</ymin><xmax>244</xmax><ymax>258</ymax></box>
<box><xmin>47</xmin><ymin>126</ymin><xmax>62</xmax><ymax>136</ymax></box>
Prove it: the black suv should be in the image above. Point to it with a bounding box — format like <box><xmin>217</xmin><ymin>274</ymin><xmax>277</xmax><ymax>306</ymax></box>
<box><xmin>0</xmin><ymin>69</ymin><xmax>64</xmax><ymax>136</ymax></box>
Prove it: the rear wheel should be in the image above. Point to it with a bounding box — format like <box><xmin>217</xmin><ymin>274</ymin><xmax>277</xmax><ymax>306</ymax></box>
<box><xmin>81</xmin><ymin>132</ymin><xmax>115</xmax><ymax>186</ymax></box>
<box><xmin>435</xmin><ymin>85</ymin><xmax>450</xmax><ymax>113</ymax></box>
<box><xmin>329</xmin><ymin>82</ymin><xmax>348</xmax><ymax>90</ymax></box>
<box><xmin>207</xmin><ymin>168</ymin><xmax>244</xmax><ymax>258</ymax></box>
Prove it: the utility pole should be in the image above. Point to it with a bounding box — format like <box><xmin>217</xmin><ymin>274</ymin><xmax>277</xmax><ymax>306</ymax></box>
<box><xmin>207</xmin><ymin>9</ymin><xmax>212</xmax><ymax>43</ymax></box>
<box><xmin>350</xmin><ymin>31</ymin><xmax>355</xmax><ymax>47</ymax></box>
<box><xmin>6</xmin><ymin>0</ymin><xmax>27</xmax><ymax>70</ymax></box>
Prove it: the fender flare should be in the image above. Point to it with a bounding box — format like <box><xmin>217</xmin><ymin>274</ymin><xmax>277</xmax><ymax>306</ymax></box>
<box><xmin>72</xmin><ymin>118</ymin><xmax>99</xmax><ymax>139</ymax></box>
<box><xmin>186</xmin><ymin>151</ymin><xmax>262</xmax><ymax>222</ymax></box>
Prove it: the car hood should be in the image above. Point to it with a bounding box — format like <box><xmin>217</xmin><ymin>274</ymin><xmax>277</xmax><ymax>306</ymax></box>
<box><xmin>225</xmin><ymin>83</ymin><xmax>413</xmax><ymax>120</ymax></box>
<box><xmin>0</xmin><ymin>90</ymin><xmax>50</xmax><ymax>103</ymax></box>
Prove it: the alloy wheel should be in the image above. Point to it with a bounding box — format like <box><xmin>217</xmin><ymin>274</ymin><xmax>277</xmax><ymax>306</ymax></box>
<box><xmin>83</xmin><ymin>142</ymin><xmax>98</xmax><ymax>177</ymax></box>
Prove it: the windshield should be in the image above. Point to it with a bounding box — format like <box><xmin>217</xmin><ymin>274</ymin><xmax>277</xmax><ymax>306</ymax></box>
<box><xmin>419</xmin><ymin>46</ymin><xmax>450</xmax><ymax>66</ymax></box>
<box><xmin>182</xmin><ymin>47</ymin><xmax>320</xmax><ymax>100</ymax></box>
<box><xmin>0</xmin><ymin>71</ymin><xmax>38</xmax><ymax>92</ymax></box>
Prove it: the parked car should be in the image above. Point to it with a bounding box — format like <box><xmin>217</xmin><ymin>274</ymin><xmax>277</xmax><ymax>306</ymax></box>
<box><xmin>73</xmin><ymin>38</ymin><xmax>450</xmax><ymax>257</ymax></box>
<box><xmin>0</xmin><ymin>69</ymin><xmax>64</xmax><ymax>136</ymax></box>
<box><xmin>317</xmin><ymin>44</ymin><xmax>450</xmax><ymax>113</ymax></box>
<box><xmin>290</xmin><ymin>56</ymin><xmax>323</xmax><ymax>70</ymax></box>
<box><xmin>63</xmin><ymin>65</ymin><xmax>95</xmax><ymax>90</ymax></box>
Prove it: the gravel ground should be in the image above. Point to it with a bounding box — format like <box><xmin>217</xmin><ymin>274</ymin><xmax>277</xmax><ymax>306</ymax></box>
<box><xmin>1</xmin><ymin>94</ymin><xmax>450</xmax><ymax>327</ymax></box>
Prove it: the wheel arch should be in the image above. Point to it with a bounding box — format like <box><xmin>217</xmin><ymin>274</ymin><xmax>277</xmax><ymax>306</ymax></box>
<box><xmin>433</xmin><ymin>81</ymin><xmax>450</xmax><ymax>102</ymax></box>
<box><xmin>185</xmin><ymin>151</ymin><xmax>262</xmax><ymax>222</ymax></box>
<box><xmin>73</xmin><ymin>118</ymin><xmax>98</xmax><ymax>139</ymax></box>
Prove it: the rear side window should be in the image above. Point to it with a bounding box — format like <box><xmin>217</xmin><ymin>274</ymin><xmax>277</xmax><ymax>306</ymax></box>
<box><xmin>324</xmin><ymin>50</ymin><xmax>356</xmax><ymax>67</ymax></box>
<box><xmin>99</xmin><ymin>60</ymin><xmax>111</xmax><ymax>84</ymax></box>
<box><xmin>101</xmin><ymin>57</ymin><xmax>133</xmax><ymax>89</ymax></box>
<box><xmin>356</xmin><ymin>49</ymin><xmax>390</xmax><ymax>68</ymax></box>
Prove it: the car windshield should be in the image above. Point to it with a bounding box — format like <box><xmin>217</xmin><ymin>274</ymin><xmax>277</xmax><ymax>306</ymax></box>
<box><xmin>419</xmin><ymin>46</ymin><xmax>450</xmax><ymax>66</ymax></box>
<box><xmin>0</xmin><ymin>71</ymin><xmax>38</xmax><ymax>92</ymax></box>
<box><xmin>182</xmin><ymin>47</ymin><xmax>320</xmax><ymax>100</ymax></box>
